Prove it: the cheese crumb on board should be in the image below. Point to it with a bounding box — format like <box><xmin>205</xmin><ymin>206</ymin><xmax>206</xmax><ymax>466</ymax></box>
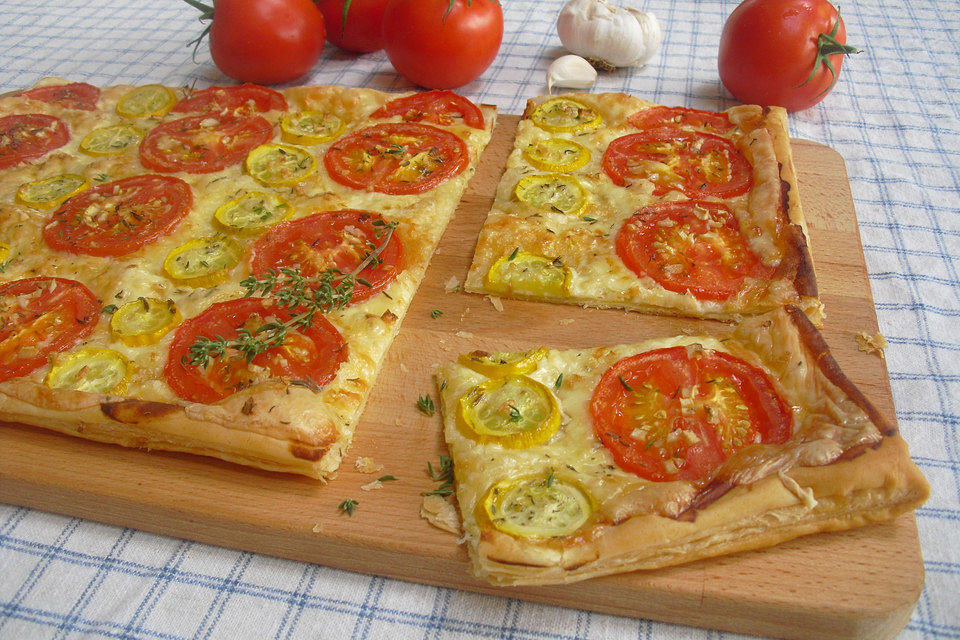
<box><xmin>444</xmin><ymin>276</ymin><xmax>460</xmax><ymax>293</ymax></box>
<box><xmin>486</xmin><ymin>295</ymin><xmax>503</xmax><ymax>312</ymax></box>
<box><xmin>354</xmin><ymin>457</ymin><xmax>383</xmax><ymax>474</ymax></box>
<box><xmin>361</xmin><ymin>479</ymin><xmax>384</xmax><ymax>491</ymax></box>
<box><xmin>855</xmin><ymin>331</ymin><xmax>887</xmax><ymax>358</ymax></box>
<box><xmin>420</xmin><ymin>495</ymin><xmax>460</xmax><ymax>534</ymax></box>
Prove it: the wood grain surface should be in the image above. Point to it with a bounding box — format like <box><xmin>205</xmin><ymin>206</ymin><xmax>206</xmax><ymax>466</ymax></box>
<box><xmin>0</xmin><ymin>115</ymin><xmax>924</xmax><ymax>640</ymax></box>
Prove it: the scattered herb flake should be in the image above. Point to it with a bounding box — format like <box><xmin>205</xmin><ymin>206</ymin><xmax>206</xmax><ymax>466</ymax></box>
<box><xmin>338</xmin><ymin>498</ymin><xmax>358</xmax><ymax>516</ymax></box>
<box><xmin>618</xmin><ymin>375</ymin><xmax>634</xmax><ymax>392</ymax></box>
<box><xmin>417</xmin><ymin>394</ymin><xmax>436</xmax><ymax>416</ymax></box>
<box><xmin>424</xmin><ymin>455</ymin><xmax>455</xmax><ymax>497</ymax></box>
<box><xmin>430</xmin><ymin>309</ymin><xmax>443</xmax><ymax>319</ymax></box>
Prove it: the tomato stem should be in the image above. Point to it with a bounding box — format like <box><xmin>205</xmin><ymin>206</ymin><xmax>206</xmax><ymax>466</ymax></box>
<box><xmin>798</xmin><ymin>7</ymin><xmax>861</xmax><ymax>98</ymax></box>
<box><xmin>181</xmin><ymin>0</ymin><xmax>214</xmax><ymax>60</ymax></box>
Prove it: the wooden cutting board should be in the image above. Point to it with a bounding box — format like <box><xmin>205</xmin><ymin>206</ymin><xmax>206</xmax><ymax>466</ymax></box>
<box><xmin>0</xmin><ymin>115</ymin><xmax>923</xmax><ymax>640</ymax></box>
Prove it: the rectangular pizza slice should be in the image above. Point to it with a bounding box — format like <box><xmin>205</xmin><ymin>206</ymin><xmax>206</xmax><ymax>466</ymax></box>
<box><xmin>0</xmin><ymin>80</ymin><xmax>495</xmax><ymax>479</ymax></box>
<box><xmin>464</xmin><ymin>93</ymin><xmax>822</xmax><ymax>324</ymax></box>
<box><xmin>436</xmin><ymin>306</ymin><xmax>928</xmax><ymax>585</ymax></box>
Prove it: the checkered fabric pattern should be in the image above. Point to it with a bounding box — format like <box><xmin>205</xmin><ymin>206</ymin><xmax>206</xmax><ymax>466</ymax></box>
<box><xmin>1</xmin><ymin>0</ymin><xmax>958</xmax><ymax>638</ymax></box>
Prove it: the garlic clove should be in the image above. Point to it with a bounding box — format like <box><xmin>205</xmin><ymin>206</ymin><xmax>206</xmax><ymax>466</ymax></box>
<box><xmin>547</xmin><ymin>55</ymin><xmax>598</xmax><ymax>94</ymax></box>
<box><xmin>557</xmin><ymin>0</ymin><xmax>661</xmax><ymax>69</ymax></box>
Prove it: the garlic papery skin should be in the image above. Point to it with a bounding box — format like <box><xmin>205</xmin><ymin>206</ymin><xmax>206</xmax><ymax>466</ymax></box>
<box><xmin>547</xmin><ymin>55</ymin><xmax>598</xmax><ymax>93</ymax></box>
<box><xmin>557</xmin><ymin>0</ymin><xmax>661</xmax><ymax>70</ymax></box>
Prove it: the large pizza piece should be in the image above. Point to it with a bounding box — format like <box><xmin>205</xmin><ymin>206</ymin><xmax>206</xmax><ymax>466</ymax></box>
<box><xmin>0</xmin><ymin>80</ymin><xmax>495</xmax><ymax>478</ymax></box>
<box><xmin>436</xmin><ymin>307</ymin><xmax>928</xmax><ymax>585</ymax></box>
<box><xmin>464</xmin><ymin>93</ymin><xmax>822</xmax><ymax>323</ymax></box>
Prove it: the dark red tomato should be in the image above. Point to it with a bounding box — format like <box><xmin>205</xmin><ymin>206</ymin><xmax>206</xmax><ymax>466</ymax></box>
<box><xmin>170</xmin><ymin>84</ymin><xmax>288</xmax><ymax>115</ymax></box>
<box><xmin>18</xmin><ymin>82</ymin><xmax>100</xmax><ymax>111</ymax></box>
<box><xmin>195</xmin><ymin>0</ymin><xmax>325</xmax><ymax>85</ymax></box>
<box><xmin>602</xmin><ymin>128</ymin><xmax>753</xmax><ymax>199</ymax></box>
<box><xmin>140</xmin><ymin>114</ymin><xmax>274</xmax><ymax>174</ymax></box>
<box><xmin>628</xmin><ymin>106</ymin><xmax>733</xmax><ymax>134</ymax></box>
<box><xmin>249</xmin><ymin>210</ymin><xmax>403</xmax><ymax>304</ymax></box>
<box><xmin>324</xmin><ymin>122</ymin><xmax>468</xmax><ymax>195</ymax></box>
<box><xmin>0</xmin><ymin>277</ymin><xmax>99</xmax><ymax>382</ymax></box>
<box><xmin>315</xmin><ymin>0</ymin><xmax>389</xmax><ymax>53</ymax></box>
<box><xmin>371</xmin><ymin>90</ymin><xmax>485</xmax><ymax>129</ymax></box>
<box><xmin>718</xmin><ymin>0</ymin><xmax>858</xmax><ymax>111</ymax></box>
<box><xmin>591</xmin><ymin>346</ymin><xmax>792</xmax><ymax>483</ymax></box>
<box><xmin>381</xmin><ymin>0</ymin><xmax>503</xmax><ymax>89</ymax></box>
<box><xmin>165</xmin><ymin>297</ymin><xmax>347</xmax><ymax>404</ymax></box>
<box><xmin>42</xmin><ymin>175</ymin><xmax>193</xmax><ymax>257</ymax></box>
<box><xmin>616</xmin><ymin>201</ymin><xmax>774</xmax><ymax>301</ymax></box>
<box><xmin>0</xmin><ymin>114</ymin><xmax>70</xmax><ymax>171</ymax></box>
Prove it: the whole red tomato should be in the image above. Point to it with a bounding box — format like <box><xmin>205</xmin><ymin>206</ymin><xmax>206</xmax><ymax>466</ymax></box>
<box><xmin>718</xmin><ymin>0</ymin><xmax>859</xmax><ymax>111</ymax></box>
<box><xmin>315</xmin><ymin>0</ymin><xmax>389</xmax><ymax>53</ymax></box>
<box><xmin>188</xmin><ymin>0</ymin><xmax>326</xmax><ymax>84</ymax></box>
<box><xmin>381</xmin><ymin>0</ymin><xmax>503</xmax><ymax>89</ymax></box>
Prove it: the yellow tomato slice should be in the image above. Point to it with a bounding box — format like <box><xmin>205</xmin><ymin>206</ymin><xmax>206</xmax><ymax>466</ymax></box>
<box><xmin>245</xmin><ymin>143</ymin><xmax>317</xmax><ymax>187</ymax></box>
<box><xmin>514</xmin><ymin>173</ymin><xmax>588</xmax><ymax>216</ymax></box>
<box><xmin>458</xmin><ymin>347</ymin><xmax>548</xmax><ymax>377</ymax></box>
<box><xmin>16</xmin><ymin>173</ymin><xmax>89</xmax><ymax>210</ymax></box>
<box><xmin>485</xmin><ymin>250</ymin><xmax>572</xmax><ymax>298</ymax></box>
<box><xmin>522</xmin><ymin>138</ymin><xmax>590</xmax><ymax>172</ymax></box>
<box><xmin>530</xmin><ymin>98</ymin><xmax>602</xmax><ymax>133</ymax></box>
<box><xmin>116</xmin><ymin>84</ymin><xmax>177</xmax><ymax>118</ymax></box>
<box><xmin>79</xmin><ymin>124</ymin><xmax>144</xmax><ymax>156</ymax></box>
<box><xmin>281</xmin><ymin>111</ymin><xmax>346</xmax><ymax>145</ymax></box>
<box><xmin>0</xmin><ymin>241</ymin><xmax>10</xmax><ymax>265</ymax></box>
<box><xmin>476</xmin><ymin>474</ymin><xmax>594</xmax><ymax>538</ymax></box>
<box><xmin>45</xmin><ymin>347</ymin><xmax>131</xmax><ymax>395</ymax></box>
<box><xmin>163</xmin><ymin>235</ymin><xmax>243</xmax><ymax>288</ymax></box>
<box><xmin>213</xmin><ymin>192</ymin><xmax>293</xmax><ymax>236</ymax></box>
<box><xmin>110</xmin><ymin>297</ymin><xmax>182</xmax><ymax>347</ymax></box>
<box><xmin>456</xmin><ymin>375</ymin><xmax>561</xmax><ymax>448</ymax></box>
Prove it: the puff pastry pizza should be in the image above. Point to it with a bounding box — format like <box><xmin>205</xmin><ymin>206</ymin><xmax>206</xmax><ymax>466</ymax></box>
<box><xmin>0</xmin><ymin>80</ymin><xmax>494</xmax><ymax>478</ymax></box>
<box><xmin>436</xmin><ymin>307</ymin><xmax>928</xmax><ymax>585</ymax></box>
<box><xmin>465</xmin><ymin>93</ymin><xmax>822</xmax><ymax>323</ymax></box>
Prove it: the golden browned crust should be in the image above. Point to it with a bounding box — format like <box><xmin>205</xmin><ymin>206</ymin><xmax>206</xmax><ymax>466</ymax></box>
<box><xmin>437</xmin><ymin>307</ymin><xmax>929</xmax><ymax>586</ymax></box>
<box><xmin>0</xmin><ymin>80</ymin><xmax>496</xmax><ymax>478</ymax></box>
<box><xmin>466</xmin><ymin>93</ymin><xmax>823</xmax><ymax>325</ymax></box>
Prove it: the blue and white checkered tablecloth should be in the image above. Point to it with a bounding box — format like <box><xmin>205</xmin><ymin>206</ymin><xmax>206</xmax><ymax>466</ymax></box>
<box><xmin>1</xmin><ymin>0</ymin><xmax>958</xmax><ymax>638</ymax></box>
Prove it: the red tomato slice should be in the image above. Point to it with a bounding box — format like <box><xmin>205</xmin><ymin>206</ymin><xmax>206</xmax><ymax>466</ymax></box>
<box><xmin>0</xmin><ymin>114</ymin><xmax>70</xmax><ymax>170</ymax></box>
<box><xmin>0</xmin><ymin>277</ymin><xmax>100</xmax><ymax>382</ymax></box>
<box><xmin>140</xmin><ymin>114</ymin><xmax>274</xmax><ymax>174</ymax></box>
<box><xmin>602</xmin><ymin>128</ymin><xmax>753</xmax><ymax>198</ymax></box>
<box><xmin>165</xmin><ymin>297</ymin><xmax>347</xmax><ymax>404</ymax></box>
<box><xmin>370</xmin><ymin>90</ymin><xmax>485</xmax><ymax>129</ymax></box>
<box><xmin>324</xmin><ymin>122</ymin><xmax>468</xmax><ymax>195</ymax></box>
<box><xmin>616</xmin><ymin>201</ymin><xmax>774</xmax><ymax>301</ymax></box>
<box><xmin>170</xmin><ymin>84</ymin><xmax>288</xmax><ymax>115</ymax></box>
<box><xmin>249</xmin><ymin>209</ymin><xmax>403</xmax><ymax>305</ymax></box>
<box><xmin>591</xmin><ymin>346</ymin><xmax>792</xmax><ymax>483</ymax></box>
<box><xmin>18</xmin><ymin>82</ymin><xmax>100</xmax><ymax>111</ymax></box>
<box><xmin>42</xmin><ymin>175</ymin><xmax>193</xmax><ymax>257</ymax></box>
<box><xmin>628</xmin><ymin>106</ymin><xmax>733</xmax><ymax>134</ymax></box>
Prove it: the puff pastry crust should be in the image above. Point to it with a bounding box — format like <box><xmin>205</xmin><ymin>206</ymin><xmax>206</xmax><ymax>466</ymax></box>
<box><xmin>436</xmin><ymin>307</ymin><xmax>928</xmax><ymax>585</ymax></box>
<box><xmin>0</xmin><ymin>80</ymin><xmax>495</xmax><ymax>478</ymax></box>
<box><xmin>465</xmin><ymin>93</ymin><xmax>822</xmax><ymax>324</ymax></box>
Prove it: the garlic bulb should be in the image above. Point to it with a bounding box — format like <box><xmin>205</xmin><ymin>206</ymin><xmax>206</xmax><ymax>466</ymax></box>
<box><xmin>556</xmin><ymin>0</ymin><xmax>661</xmax><ymax>70</ymax></box>
<box><xmin>547</xmin><ymin>55</ymin><xmax>598</xmax><ymax>93</ymax></box>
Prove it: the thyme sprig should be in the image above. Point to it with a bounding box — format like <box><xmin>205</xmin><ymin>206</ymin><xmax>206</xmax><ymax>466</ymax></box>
<box><xmin>185</xmin><ymin>220</ymin><xmax>397</xmax><ymax>368</ymax></box>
